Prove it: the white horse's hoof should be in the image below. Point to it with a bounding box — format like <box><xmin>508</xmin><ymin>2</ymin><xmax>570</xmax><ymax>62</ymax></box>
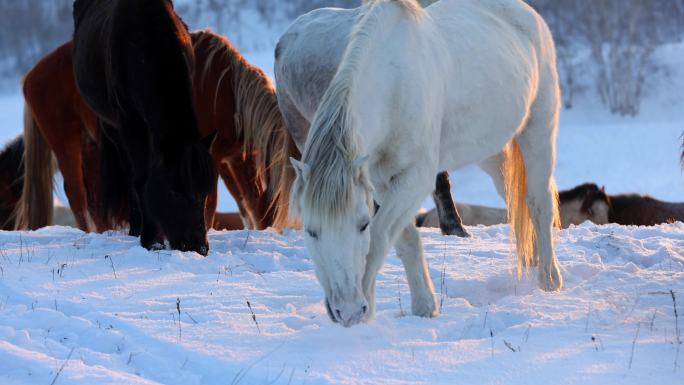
<box><xmin>538</xmin><ymin>262</ymin><xmax>563</xmax><ymax>292</ymax></box>
<box><xmin>412</xmin><ymin>294</ymin><xmax>439</xmax><ymax>318</ymax></box>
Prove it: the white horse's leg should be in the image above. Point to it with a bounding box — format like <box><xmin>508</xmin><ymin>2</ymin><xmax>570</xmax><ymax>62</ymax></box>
<box><xmin>363</xmin><ymin>167</ymin><xmax>437</xmax><ymax>318</ymax></box>
<box><xmin>479</xmin><ymin>152</ymin><xmax>506</xmax><ymax>200</ymax></box>
<box><xmin>517</xmin><ymin>115</ymin><xmax>563</xmax><ymax>291</ymax></box>
<box><xmin>395</xmin><ymin>223</ymin><xmax>439</xmax><ymax>317</ymax></box>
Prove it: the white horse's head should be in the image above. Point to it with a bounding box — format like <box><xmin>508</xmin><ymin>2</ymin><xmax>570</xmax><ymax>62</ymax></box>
<box><xmin>290</xmin><ymin>156</ymin><xmax>374</xmax><ymax>327</ymax></box>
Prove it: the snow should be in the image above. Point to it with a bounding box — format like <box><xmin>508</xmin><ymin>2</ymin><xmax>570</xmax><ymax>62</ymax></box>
<box><xmin>0</xmin><ymin>224</ymin><xmax>682</xmax><ymax>384</ymax></box>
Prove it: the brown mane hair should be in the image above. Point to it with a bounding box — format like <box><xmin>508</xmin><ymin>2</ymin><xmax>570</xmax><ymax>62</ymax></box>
<box><xmin>191</xmin><ymin>30</ymin><xmax>299</xmax><ymax>230</ymax></box>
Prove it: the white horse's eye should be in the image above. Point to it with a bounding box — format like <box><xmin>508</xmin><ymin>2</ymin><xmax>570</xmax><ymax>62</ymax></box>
<box><xmin>359</xmin><ymin>222</ymin><xmax>369</xmax><ymax>233</ymax></box>
<box><xmin>307</xmin><ymin>229</ymin><xmax>319</xmax><ymax>239</ymax></box>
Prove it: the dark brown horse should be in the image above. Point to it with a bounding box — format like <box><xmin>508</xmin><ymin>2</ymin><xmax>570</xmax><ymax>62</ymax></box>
<box><xmin>561</xmin><ymin>183</ymin><xmax>684</xmax><ymax>226</ymax></box>
<box><xmin>0</xmin><ymin>136</ymin><xmax>24</xmax><ymax>230</ymax></box>
<box><xmin>18</xmin><ymin>30</ymin><xmax>297</xmax><ymax>234</ymax></box>
<box><xmin>73</xmin><ymin>0</ymin><xmax>216</xmax><ymax>254</ymax></box>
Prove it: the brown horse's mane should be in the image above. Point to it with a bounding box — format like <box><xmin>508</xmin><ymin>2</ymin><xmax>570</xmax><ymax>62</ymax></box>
<box><xmin>191</xmin><ymin>30</ymin><xmax>299</xmax><ymax>230</ymax></box>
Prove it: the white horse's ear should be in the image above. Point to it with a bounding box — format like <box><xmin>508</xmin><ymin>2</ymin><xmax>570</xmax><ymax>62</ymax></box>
<box><xmin>290</xmin><ymin>157</ymin><xmax>310</xmax><ymax>182</ymax></box>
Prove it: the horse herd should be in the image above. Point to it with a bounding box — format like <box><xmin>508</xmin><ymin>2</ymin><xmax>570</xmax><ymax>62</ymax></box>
<box><xmin>0</xmin><ymin>0</ymin><xmax>682</xmax><ymax>327</ymax></box>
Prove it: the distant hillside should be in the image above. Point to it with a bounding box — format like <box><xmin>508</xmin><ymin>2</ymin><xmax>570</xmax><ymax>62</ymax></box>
<box><xmin>0</xmin><ymin>0</ymin><xmax>682</xmax><ymax>115</ymax></box>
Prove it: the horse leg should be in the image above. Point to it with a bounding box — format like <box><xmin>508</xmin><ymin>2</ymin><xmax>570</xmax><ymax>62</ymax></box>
<box><xmin>433</xmin><ymin>171</ymin><xmax>470</xmax><ymax>237</ymax></box>
<box><xmin>116</xmin><ymin>117</ymin><xmax>163</xmax><ymax>249</ymax></box>
<box><xmin>225</xmin><ymin>155</ymin><xmax>271</xmax><ymax>230</ymax></box>
<box><xmin>517</xmin><ymin>118</ymin><xmax>562</xmax><ymax>291</ymax></box>
<box><xmin>204</xmin><ymin>178</ymin><xmax>218</xmax><ymax>230</ymax></box>
<box><xmin>478</xmin><ymin>153</ymin><xmax>506</xmax><ymax>200</ymax></box>
<box><xmin>363</xmin><ymin>167</ymin><xmax>437</xmax><ymax>319</ymax></box>
<box><xmin>54</xmin><ymin>143</ymin><xmax>93</xmax><ymax>232</ymax></box>
<box><xmin>395</xmin><ymin>223</ymin><xmax>439</xmax><ymax>317</ymax></box>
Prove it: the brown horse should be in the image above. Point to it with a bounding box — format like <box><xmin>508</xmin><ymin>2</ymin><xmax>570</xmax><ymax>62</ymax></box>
<box><xmin>191</xmin><ymin>30</ymin><xmax>297</xmax><ymax>231</ymax></box>
<box><xmin>19</xmin><ymin>41</ymin><xmax>104</xmax><ymax>232</ymax></box>
<box><xmin>567</xmin><ymin>183</ymin><xmax>684</xmax><ymax>226</ymax></box>
<box><xmin>17</xmin><ymin>30</ymin><xmax>297</xmax><ymax>233</ymax></box>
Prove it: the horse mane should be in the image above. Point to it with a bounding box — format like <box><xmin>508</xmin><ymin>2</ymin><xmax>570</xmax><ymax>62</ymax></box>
<box><xmin>191</xmin><ymin>29</ymin><xmax>298</xmax><ymax>229</ymax></box>
<box><xmin>300</xmin><ymin>0</ymin><xmax>422</xmax><ymax>222</ymax></box>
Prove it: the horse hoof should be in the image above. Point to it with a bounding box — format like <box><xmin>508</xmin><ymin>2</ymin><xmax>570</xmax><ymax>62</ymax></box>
<box><xmin>538</xmin><ymin>263</ymin><xmax>563</xmax><ymax>292</ymax></box>
<box><xmin>412</xmin><ymin>295</ymin><xmax>439</xmax><ymax>318</ymax></box>
<box><xmin>144</xmin><ymin>242</ymin><xmax>166</xmax><ymax>252</ymax></box>
<box><xmin>442</xmin><ymin>226</ymin><xmax>471</xmax><ymax>238</ymax></box>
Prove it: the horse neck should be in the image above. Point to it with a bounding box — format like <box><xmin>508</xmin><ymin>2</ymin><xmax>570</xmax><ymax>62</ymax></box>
<box><xmin>303</xmin><ymin>2</ymin><xmax>398</xmax><ymax>164</ymax></box>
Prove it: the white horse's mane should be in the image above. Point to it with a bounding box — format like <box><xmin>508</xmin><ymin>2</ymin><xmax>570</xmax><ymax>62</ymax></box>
<box><xmin>300</xmin><ymin>0</ymin><xmax>423</xmax><ymax>222</ymax></box>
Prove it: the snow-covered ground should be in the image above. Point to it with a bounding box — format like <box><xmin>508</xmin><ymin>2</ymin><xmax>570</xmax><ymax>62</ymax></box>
<box><xmin>0</xmin><ymin>224</ymin><xmax>682</xmax><ymax>384</ymax></box>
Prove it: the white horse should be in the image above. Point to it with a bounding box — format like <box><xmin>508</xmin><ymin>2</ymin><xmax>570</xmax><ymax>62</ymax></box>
<box><xmin>289</xmin><ymin>0</ymin><xmax>563</xmax><ymax>327</ymax></box>
<box><xmin>276</xmin><ymin>0</ymin><xmax>483</xmax><ymax>238</ymax></box>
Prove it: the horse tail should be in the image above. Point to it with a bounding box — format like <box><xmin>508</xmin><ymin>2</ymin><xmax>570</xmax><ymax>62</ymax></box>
<box><xmin>270</xmin><ymin>127</ymin><xmax>302</xmax><ymax>231</ymax></box>
<box><xmin>504</xmin><ymin>140</ymin><xmax>561</xmax><ymax>276</ymax></box>
<box><xmin>16</xmin><ymin>101</ymin><xmax>55</xmax><ymax>230</ymax></box>
<box><xmin>504</xmin><ymin>140</ymin><xmax>534</xmax><ymax>276</ymax></box>
<box><xmin>97</xmin><ymin>128</ymin><xmax>130</xmax><ymax>228</ymax></box>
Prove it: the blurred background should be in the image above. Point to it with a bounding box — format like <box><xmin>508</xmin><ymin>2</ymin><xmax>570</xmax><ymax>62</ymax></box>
<box><xmin>0</xmin><ymin>0</ymin><xmax>683</xmax><ymax>212</ymax></box>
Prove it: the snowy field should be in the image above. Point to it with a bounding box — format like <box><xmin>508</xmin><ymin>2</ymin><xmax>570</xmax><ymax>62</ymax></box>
<box><xmin>0</xmin><ymin>224</ymin><xmax>682</xmax><ymax>384</ymax></box>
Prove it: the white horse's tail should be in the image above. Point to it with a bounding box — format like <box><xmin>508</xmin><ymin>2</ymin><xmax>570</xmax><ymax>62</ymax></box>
<box><xmin>504</xmin><ymin>140</ymin><xmax>560</xmax><ymax>277</ymax></box>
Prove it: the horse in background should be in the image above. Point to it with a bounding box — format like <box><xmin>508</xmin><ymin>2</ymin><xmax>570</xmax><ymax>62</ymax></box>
<box><xmin>416</xmin><ymin>183</ymin><xmax>612</xmax><ymax>230</ymax></box>
<box><xmin>288</xmin><ymin>0</ymin><xmax>563</xmax><ymax>327</ymax></box>
<box><xmin>565</xmin><ymin>183</ymin><xmax>684</xmax><ymax>226</ymax></box>
<box><xmin>0</xmin><ymin>136</ymin><xmax>24</xmax><ymax>230</ymax></box>
<box><xmin>73</xmin><ymin>0</ymin><xmax>216</xmax><ymax>254</ymax></box>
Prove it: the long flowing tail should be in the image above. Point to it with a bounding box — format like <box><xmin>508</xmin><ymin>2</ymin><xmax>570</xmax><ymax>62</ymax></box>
<box><xmin>504</xmin><ymin>140</ymin><xmax>535</xmax><ymax>276</ymax></box>
<box><xmin>504</xmin><ymin>139</ymin><xmax>561</xmax><ymax>277</ymax></box>
<box><xmin>16</xmin><ymin>102</ymin><xmax>55</xmax><ymax>230</ymax></box>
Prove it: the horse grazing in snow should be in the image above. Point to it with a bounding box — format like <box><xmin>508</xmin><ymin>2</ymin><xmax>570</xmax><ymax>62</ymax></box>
<box><xmin>18</xmin><ymin>30</ymin><xmax>296</xmax><ymax>235</ymax></box>
<box><xmin>276</xmin><ymin>0</ymin><xmax>480</xmax><ymax>238</ymax></box>
<box><xmin>73</xmin><ymin>0</ymin><xmax>216</xmax><ymax>254</ymax></box>
<box><xmin>288</xmin><ymin>0</ymin><xmax>563</xmax><ymax>327</ymax></box>
<box><xmin>562</xmin><ymin>183</ymin><xmax>684</xmax><ymax>226</ymax></box>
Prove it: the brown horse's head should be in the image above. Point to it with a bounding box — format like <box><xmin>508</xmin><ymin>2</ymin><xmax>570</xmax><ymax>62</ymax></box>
<box><xmin>559</xmin><ymin>183</ymin><xmax>611</xmax><ymax>227</ymax></box>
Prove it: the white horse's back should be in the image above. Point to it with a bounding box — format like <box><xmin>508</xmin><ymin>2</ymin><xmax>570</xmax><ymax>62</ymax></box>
<box><xmin>425</xmin><ymin>0</ymin><xmax>557</xmax><ymax>168</ymax></box>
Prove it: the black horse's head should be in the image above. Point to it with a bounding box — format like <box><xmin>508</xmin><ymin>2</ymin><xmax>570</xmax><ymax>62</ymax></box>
<box><xmin>147</xmin><ymin>133</ymin><xmax>217</xmax><ymax>255</ymax></box>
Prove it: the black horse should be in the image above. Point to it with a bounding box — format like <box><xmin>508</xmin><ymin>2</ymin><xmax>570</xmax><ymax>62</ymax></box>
<box><xmin>72</xmin><ymin>0</ymin><xmax>216</xmax><ymax>255</ymax></box>
<box><xmin>0</xmin><ymin>136</ymin><xmax>24</xmax><ymax>230</ymax></box>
